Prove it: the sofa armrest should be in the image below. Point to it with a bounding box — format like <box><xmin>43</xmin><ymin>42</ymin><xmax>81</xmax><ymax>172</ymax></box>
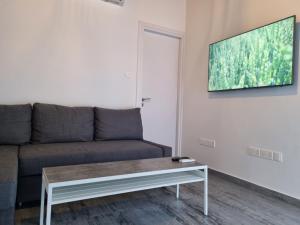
<box><xmin>143</xmin><ymin>140</ymin><xmax>172</xmax><ymax>157</ymax></box>
<box><xmin>0</xmin><ymin>146</ymin><xmax>18</xmax><ymax>211</ymax></box>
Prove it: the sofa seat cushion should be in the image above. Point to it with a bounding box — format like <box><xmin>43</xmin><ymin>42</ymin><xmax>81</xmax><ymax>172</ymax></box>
<box><xmin>19</xmin><ymin>141</ymin><xmax>163</xmax><ymax>176</ymax></box>
<box><xmin>0</xmin><ymin>104</ymin><xmax>31</xmax><ymax>145</ymax></box>
<box><xmin>0</xmin><ymin>146</ymin><xmax>18</xmax><ymax>210</ymax></box>
<box><xmin>32</xmin><ymin>103</ymin><xmax>94</xmax><ymax>144</ymax></box>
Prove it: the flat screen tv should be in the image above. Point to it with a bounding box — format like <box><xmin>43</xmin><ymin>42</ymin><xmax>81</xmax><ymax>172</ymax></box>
<box><xmin>208</xmin><ymin>16</ymin><xmax>296</xmax><ymax>92</ymax></box>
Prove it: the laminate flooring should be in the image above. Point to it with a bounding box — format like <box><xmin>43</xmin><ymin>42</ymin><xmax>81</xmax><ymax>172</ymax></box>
<box><xmin>16</xmin><ymin>172</ymin><xmax>300</xmax><ymax>225</ymax></box>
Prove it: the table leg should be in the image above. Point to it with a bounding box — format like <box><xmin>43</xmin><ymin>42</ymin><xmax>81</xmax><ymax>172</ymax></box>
<box><xmin>39</xmin><ymin>181</ymin><xmax>45</xmax><ymax>225</ymax></box>
<box><xmin>176</xmin><ymin>184</ymin><xmax>180</xmax><ymax>199</ymax></box>
<box><xmin>46</xmin><ymin>187</ymin><xmax>52</xmax><ymax>225</ymax></box>
<box><xmin>204</xmin><ymin>167</ymin><xmax>208</xmax><ymax>216</ymax></box>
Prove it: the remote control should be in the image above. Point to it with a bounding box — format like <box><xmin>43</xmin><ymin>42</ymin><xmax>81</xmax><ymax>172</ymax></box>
<box><xmin>172</xmin><ymin>156</ymin><xmax>190</xmax><ymax>162</ymax></box>
<box><xmin>179</xmin><ymin>158</ymin><xmax>196</xmax><ymax>163</ymax></box>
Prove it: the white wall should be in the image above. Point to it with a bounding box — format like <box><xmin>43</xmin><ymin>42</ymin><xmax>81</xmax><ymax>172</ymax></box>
<box><xmin>183</xmin><ymin>0</ymin><xmax>300</xmax><ymax>199</ymax></box>
<box><xmin>0</xmin><ymin>0</ymin><xmax>185</xmax><ymax>108</ymax></box>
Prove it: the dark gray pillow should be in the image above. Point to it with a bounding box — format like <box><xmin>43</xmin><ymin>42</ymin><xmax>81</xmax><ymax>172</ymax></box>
<box><xmin>32</xmin><ymin>103</ymin><xmax>94</xmax><ymax>143</ymax></box>
<box><xmin>95</xmin><ymin>108</ymin><xmax>143</xmax><ymax>140</ymax></box>
<box><xmin>0</xmin><ymin>104</ymin><xmax>32</xmax><ymax>145</ymax></box>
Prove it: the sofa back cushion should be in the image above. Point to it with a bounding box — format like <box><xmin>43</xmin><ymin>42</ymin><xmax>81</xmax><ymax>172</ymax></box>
<box><xmin>32</xmin><ymin>103</ymin><xmax>94</xmax><ymax>143</ymax></box>
<box><xmin>0</xmin><ymin>104</ymin><xmax>32</xmax><ymax>145</ymax></box>
<box><xmin>95</xmin><ymin>108</ymin><xmax>143</xmax><ymax>140</ymax></box>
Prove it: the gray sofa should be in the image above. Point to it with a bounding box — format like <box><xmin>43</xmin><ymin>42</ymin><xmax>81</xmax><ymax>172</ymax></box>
<box><xmin>0</xmin><ymin>103</ymin><xmax>172</xmax><ymax>225</ymax></box>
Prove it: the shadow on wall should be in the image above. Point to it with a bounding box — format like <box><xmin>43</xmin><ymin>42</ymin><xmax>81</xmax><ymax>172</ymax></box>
<box><xmin>208</xmin><ymin>23</ymin><xmax>300</xmax><ymax>99</ymax></box>
<box><xmin>194</xmin><ymin>0</ymin><xmax>245</xmax><ymax>67</ymax></box>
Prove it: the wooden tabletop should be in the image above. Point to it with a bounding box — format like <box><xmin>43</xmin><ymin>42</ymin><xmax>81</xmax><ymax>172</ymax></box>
<box><xmin>43</xmin><ymin>157</ymin><xmax>205</xmax><ymax>184</ymax></box>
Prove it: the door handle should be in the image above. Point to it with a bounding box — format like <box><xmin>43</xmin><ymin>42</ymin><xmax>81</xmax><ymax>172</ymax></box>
<box><xmin>142</xmin><ymin>98</ymin><xmax>152</xmax><ymax>102</ymax></box>
<box><xmin>141</xmin><ymin>98</ymin><xmax>152</xmax><ymax>107</ymax></box>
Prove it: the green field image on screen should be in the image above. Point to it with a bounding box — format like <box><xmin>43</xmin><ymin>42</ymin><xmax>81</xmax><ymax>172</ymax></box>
<box><xmin>208</xmin><ymin>17</ymin><xmax>294</xmax><ymax>91</ymax></box>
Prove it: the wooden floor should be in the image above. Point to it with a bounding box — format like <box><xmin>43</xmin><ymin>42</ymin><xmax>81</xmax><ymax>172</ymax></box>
<box><xmin>16</xmin><ymin>172</ymin><xmax>300</xmax><ymax>225</ymax></box>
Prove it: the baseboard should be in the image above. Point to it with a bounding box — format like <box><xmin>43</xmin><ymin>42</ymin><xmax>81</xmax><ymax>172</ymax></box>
<box><xmin>209</xmin><ymin>169</ymin><xmax>300</xmax><ymax>208</ymax></box>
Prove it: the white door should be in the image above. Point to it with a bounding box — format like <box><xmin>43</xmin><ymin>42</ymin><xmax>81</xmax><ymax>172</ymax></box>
<box><xmin>139</xmin><ymin>27</ymin><xmax>182</xmax><ymax>154</ymax></box>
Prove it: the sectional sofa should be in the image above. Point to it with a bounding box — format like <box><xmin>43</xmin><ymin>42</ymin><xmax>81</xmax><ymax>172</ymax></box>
<box><xmin>0</xmin><ymin>103</ymin><xmax>172</xmax><ymax>225</ymax></box>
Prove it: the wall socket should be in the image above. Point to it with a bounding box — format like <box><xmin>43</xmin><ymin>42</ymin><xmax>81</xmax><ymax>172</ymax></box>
<box><xmin>246</xmin><ymin>146</ymin><xmax>283</xmax><ymax>163</ymax></box>
<box><xmin>273</xmin><ymin>151</ymin><xmax>283</xmax><ymax>162</ymax></box>
<box><xmin>260</xmin><ymin>148</ymin><xmax>273</xmax><ymax>160</ymax></box>
<box><xmin>199</xmin><ymin>138</ymin><xmax>216</xmax><ymax>148</ymax></box>
<box><xmin>247</xmin><ymin>146</ymin><xmax>260</xmax><ymax>157</ymax></box>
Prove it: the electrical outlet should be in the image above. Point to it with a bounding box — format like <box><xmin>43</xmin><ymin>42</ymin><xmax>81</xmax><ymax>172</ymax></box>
<box><xmin>247</xmin><ymin>146</ymin><xmax>260</xmax><ymax>157</ymax></box>
<box><xmin>273</xmin><ymin>151</ymin><xmax>283</xmax><ymax>162</ymax></box>
<box><xmin>247</xmin><ymin>146</ymin><xmax>283</xmax><ymax>163</ymax></box>
<box><xmin>199</xmin><ymin>138</ymin><xmax>216</xmax><ymax>148</ymax></box>
<box><xmin>260</xmin><ymin>149</ymin><xmax>273</xmax><ymax>160</ymax></box>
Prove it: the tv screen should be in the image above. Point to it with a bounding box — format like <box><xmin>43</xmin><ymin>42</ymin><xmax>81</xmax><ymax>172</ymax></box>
<box><xmin>208</xmin><ymin>16</ymin><xmax>296</xmax><ymax>92</ymax></box>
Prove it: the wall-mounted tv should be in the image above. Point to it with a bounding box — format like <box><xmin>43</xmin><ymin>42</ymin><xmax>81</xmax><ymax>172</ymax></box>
<box><xmin>208</xmin><ymin>16</ymin><xmax>296</xmax><ymax>92</ymax></box>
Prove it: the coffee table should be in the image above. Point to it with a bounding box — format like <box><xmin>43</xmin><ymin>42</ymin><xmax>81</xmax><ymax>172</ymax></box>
<box><xmin>39</xmin><ymin>158</ymin><xmax>208</xmax><ymax>225</ymax></box>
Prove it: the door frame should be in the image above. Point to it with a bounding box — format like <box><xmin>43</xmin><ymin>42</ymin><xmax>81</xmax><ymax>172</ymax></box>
<box><xmin>136</xmin><ymin>21</ymin><xmax>185</xmax><ymax>157</ymax></box>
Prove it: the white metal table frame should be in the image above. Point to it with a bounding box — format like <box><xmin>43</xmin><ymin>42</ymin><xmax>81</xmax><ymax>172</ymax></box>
<box><xmin>40</xmin><ymin>165</ymin><xmax>208</xmax><ymax>225</ymax></box>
